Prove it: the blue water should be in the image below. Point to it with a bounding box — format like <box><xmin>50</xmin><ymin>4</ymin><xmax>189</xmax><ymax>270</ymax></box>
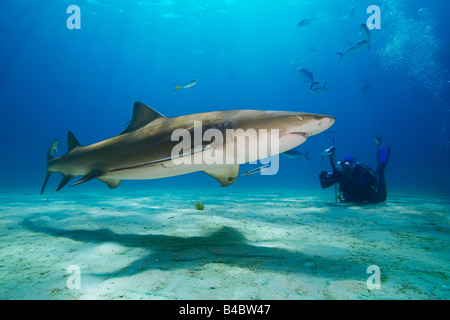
<box><xmin>1</xmin><ymin>0</ymin><xmax>449</xmax><ymax>195</ymax></box>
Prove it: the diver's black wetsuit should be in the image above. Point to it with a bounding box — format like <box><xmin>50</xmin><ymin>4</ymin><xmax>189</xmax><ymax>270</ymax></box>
<box><xmin>319</xmin><ymin>148</ymin><xmax>390</xmax><ymax>203</ymax></box>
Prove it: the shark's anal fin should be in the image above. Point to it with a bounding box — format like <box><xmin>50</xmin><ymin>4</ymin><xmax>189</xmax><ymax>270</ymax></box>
<box><xmin>56</xmin><ymin>174</ymin><xmax>75</xmax><ymax>191</ymax></box>
<box><xmin>71</xmin><ymin>169</ymin><xmax>104</xmax><ymax>187</ymax></box>
<box><xmin>98</xmin><ymin>176</ymin><xmax>122</xmax><ymax>189</ymax></box>
<box><xmin>203</xmin><ymin>165</ymin><xmax>240</xmax><ymax>187</ymax></box>
<box><xmin>121</xmin><ymin>102</ymin><xmax>165</xmax><ymax>135</ymax></box>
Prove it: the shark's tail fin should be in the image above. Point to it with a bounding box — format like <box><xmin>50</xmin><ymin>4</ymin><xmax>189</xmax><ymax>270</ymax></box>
<box><xmin>336</xmin><ymin>53</ymin><xmax>344</xmax><ymax>63</ymax></box>
<box><xmin>310</xmin><ymin>81</ymin><xmax>319</xmax><ymax>90</ymax></box>
<box><xmin>41</xmin><ymin>140</ymin><xmax>59</xmax><ymax>195</ymax></box>
<box><xmin>174</xmin><ymin>84</ymin><xmax>180</xmax><ymax>91</ymax></box>
<box><xmin>323</xmin><ymin>82</ymin><xmax>329</xmax><ymax>91</ymax></box>
<box><xmin>304</xmin><ymin>151</ymin><xmax>311</xmax><ymax>161</ymax></box>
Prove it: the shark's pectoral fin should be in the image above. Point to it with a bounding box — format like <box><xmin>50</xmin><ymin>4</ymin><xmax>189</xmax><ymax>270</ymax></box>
<box><xmin>121</xmin><ymin>102</ymin><xmax>165</xmax><ymax>135</ymax></box>
<box><xmin>98</xmin><ymin>176</ymin><xmax>122</xmax><ymax>189</ymax></box>
<box><xmin>56</xmin><ymin>174</ymin><xmax>75</xmax><ymax>191</ymax></box>
<box><xmin>203</xmin><ymin>165</ymin><xmax>240</xmax><ymax>187</ymax></box>
<box><xmin>71</xmin><ymin>169</ymin><xmax>104</xmax><ymax>187</ymax></box>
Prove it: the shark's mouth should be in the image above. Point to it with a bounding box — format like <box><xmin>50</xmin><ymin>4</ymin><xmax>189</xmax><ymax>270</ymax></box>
<box><xmin>279</xmin><ymin>132</ymin><xmax>308</xmax><ymax>153</ymax></box>
<box><xmin>291</xmin><ymin>132</ymin><xmax>309</xmax><ymax>137</ymax></box>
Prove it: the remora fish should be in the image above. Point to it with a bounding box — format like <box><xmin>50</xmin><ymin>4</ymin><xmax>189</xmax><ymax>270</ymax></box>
<box><xmin>297</xmin><ymin>68</ymin><xmax>314</xmax><ymax>83</ymax></box>
<box><xmin>174</xmin><ymin>79</ymin><xmax>197</xmax><ymax>91</ymax></box>
<box><xmin>336</xmin><ymin>40</ymin><xmax>369</xmax><ymax>63</ymax></box>
<box><xmin>291</xmin><ymin>56</ymin><xmax>300</xmax><ymax>73</ymax></box>
<box><xmin>374</xmin><ymin>133</ymin><xmax>382</xmax><ymax>147</ymax></box>
<box><xmin>283</xmin><ymin>149</ymin><xmax>310</xmax><ymax>160</ymax></box>
<box><xmin>310</xmin><ymin>82</ymin><xmax>329</xmax><ymax>94</ymax></box>
<box><xmin>361</xmin><ymin>84</ymin><xmax>373</xmax><ymax>93</ymax></box>
<box><xmin>297</xmin><ymin>14</ymin><xmax>317</xmax><ymax>27</ymax></box>
<box><xmin>41</xmin><ymin>102</ymin><xmax>335</xmax><ymax>193</ymax></box>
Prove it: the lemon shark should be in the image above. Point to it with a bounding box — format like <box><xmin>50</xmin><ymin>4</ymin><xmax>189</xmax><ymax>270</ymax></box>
<box><xmin>41</xmin><ymin>102</ymin><xmax>335</xmax><ymax>194</ymax></box>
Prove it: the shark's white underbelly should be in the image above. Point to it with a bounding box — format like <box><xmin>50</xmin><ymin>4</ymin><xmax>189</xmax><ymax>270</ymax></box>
<box><xmin>106</xmin><ymin>133</ymin><xmax>307</xmax><ymax>180</ymax></box>
<box><xmin>107</xmin><ymin>161</ymin><xmax>224</xmax><ymax>180</ymax></box>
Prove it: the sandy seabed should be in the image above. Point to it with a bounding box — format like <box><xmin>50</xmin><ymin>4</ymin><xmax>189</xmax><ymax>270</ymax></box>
<box><xmin>0</xmin><ymin>187</ymin><xmax>448</xmax><ymax>300</ymax></box>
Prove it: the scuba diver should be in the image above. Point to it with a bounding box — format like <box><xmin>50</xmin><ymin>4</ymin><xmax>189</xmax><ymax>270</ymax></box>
<box><xmin>319</xmin><ymin>135</ymin><xmax>391</xmax><ymax>203</ymax></box>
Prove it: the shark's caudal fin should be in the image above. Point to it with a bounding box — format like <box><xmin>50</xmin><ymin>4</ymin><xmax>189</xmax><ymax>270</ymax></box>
<box><xmin>41</xmin><ymin>140</ymin><xmax>59</xmax><ymax>195</ymax></box>
<box><xmin>41</xmin><ymin>131</ymin><xmax>117</xmax><ymax>194</ymax></box>
<box><xmin>304</xmin><ymin>151</ymin><xmax>311</xmax><ymax>161</ymax></box>
<box><xmin>41</xmin><ymin>131</ymin><xmax>81</xmax><ymax>194</ymax></box>
<box><xmin>336</xmin><ymin>53</ymin><xmax>344</xmax><ymax>63</ymax></box>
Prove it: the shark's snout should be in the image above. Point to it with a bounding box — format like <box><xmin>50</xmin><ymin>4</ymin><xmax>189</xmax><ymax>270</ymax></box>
<box><xmin>316</xmin><ymin>115</ymin><xmax>335</xmax><ymax>133</ymax></box>
<box><xmin>293</xmin><ymin>114</ymin><xmax>335</xmax><ymax>137</ymax></box>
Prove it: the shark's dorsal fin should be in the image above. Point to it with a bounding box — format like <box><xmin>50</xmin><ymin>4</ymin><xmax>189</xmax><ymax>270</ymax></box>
<box><xmin>203</xmin><ymin>165</ymin><xmax>240</xmax><ymax>187</ymax></box>
<box><xmin>67</xmin><ymin>131</ymin><xmax>82</xmax><ymax>151</ymax></box>
<box><xmin>121</xmin><ymin>102</ymin><xmax>165</xmax><ymax>135</ymax></box>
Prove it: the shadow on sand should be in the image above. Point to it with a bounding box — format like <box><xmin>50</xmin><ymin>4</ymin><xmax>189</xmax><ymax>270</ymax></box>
<box><xmin>21</xmin><ymin>216</ymin><xmax>363</xmax><ymax>280</ymax></box>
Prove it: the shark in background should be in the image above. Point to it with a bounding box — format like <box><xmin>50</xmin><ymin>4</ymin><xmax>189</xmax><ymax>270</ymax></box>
<box><xmin>41</xmin><ymin>102</ymin><xmax>335</xmax><ymax>194</ymax></box>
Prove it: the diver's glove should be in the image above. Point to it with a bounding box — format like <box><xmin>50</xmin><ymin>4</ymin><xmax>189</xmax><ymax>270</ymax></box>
<box><xmin>322</xmin><ymin>146</ymin><xmax>336</xmax><ymax>157</ymax></box>
<box><xmin>319</xmin><ymin>171</ymin><xmax>336</xmax><ymax>189</ymax></box>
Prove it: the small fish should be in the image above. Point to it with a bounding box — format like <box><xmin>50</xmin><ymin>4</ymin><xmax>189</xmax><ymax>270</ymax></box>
<box><xmin>336</xmin><ymin>40</ymin><xmax>370</xmax><ymax>63</ymax></box>
<box><xmin>291</xmin><ymin>56</ymin><xmax>300</xmax><ymax>73</ymax></box>
<box><xmin>309</xmin><ymin>45</ymin><xmax>319</xmax><ymax>53</ymax></box>
<box><xmin>361</xmin><ymin>84</ymin><xmax>373</xmax><ymax>93</ymax></box>
<box><xmin>174</xmin><ymin>79</ymin><xmax>197</xmax><ymax>91</ymax></box>
<box><xmin>297</xmin><ymin>14</ymin><xmax>317</xmax><ymax>27</ymax></box>
<box><xmin>283</xmin><ymin>149</ymin><xmax>310</xmax><ymax>160</ymax></box>
<box><xmin>374</xmin><ymin>133</ymin><xmax>382</xmax><ymax>146</ymax></box>
<box><xmin>348</xmin><ymin>6</ymin><xmax>355</xmax><ymax>19</ymax></box>
<box><xmin>297</xmin><ymin>68</ymin><xmax>314</xmax><ymax>83</ymax></box>
<box><xmin>325</xmin><ymin>131</ymin><xmax>336</xmax><ymax>145</ymax></box>
<box><xmin>360</xmin><ymin>24</ymin><xmax>371</xmax><ymax>49</ymax></box>
<box><xmin>310</xmin><ymin>82</ymin><xmax>329</xmax><ymax>94</ymax></box>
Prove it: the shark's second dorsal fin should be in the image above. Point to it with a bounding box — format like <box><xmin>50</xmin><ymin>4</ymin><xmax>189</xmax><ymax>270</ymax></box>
<box><xmin>67</xmin><ymin>131</ymin><xmax>82</xmax><ymax>151</ymax></box>
<box><xmin>121</xmin><ymin>102</ymin><xmax>165</xmax><ymax>135</ymax></box>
